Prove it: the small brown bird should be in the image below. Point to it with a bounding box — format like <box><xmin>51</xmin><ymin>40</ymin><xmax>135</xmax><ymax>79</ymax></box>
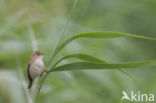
<box><xmin>28</xmin><ymin>51</ymin><xmax>45</xmax><ymax>89</ymax></box>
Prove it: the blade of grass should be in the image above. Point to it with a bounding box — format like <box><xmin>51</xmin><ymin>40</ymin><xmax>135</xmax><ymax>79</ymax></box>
<box><xmin>61</xmin><ymin>54</ymin><xmax>106</xmax><ymax>63</ymax></box>
<box><xmin>51</xmin><ymin>60</ymin><xmax>156</xmax><ymax>72</ymax></box>
<box><xmin>54</xmin><ymin>53</ymin><xmax>107</xmax><ymax>66</ymax></box>
<box><xmin>47</xmin><ymin>0</ymin><xmax>79</xmax><ymax>68</ymax></box>
<box><xmin>48</xmin><ymin>53</ymin><xmax>135</xmax><ymax>82</ymax></box>
<box><xmin>54</xmin><ymin>32</ymin><xmax>156</xmax><ymax>57</ymax></box>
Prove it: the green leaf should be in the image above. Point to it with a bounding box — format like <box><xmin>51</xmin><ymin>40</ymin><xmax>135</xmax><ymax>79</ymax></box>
<box><xmin>56</xmin><ymin>53</ymin><xmax>106</xmax><ymax>65</ymax></box>
<box><xmin>62</xmin><ymin>54</ymin><xmax>106</xmax><ymax>63</ymax></box>
<box><xmin>55</xmin><ymin>32</ymin><xmax>156</xmax><ymax>55</ymax></box>
<box><xmin>49</xmin><ymin>53</ymin><xmax>134</xmax><ymax>79</ymax></box>
<box><xmin>52</xmin><ymin>60</ymin><xmax>156</xmax><ymax>72</ymax></box>
<box><xmin>73</xmin><ymin>32</ymin><xmax>156</xmax><ymax>40</ymax></box>
<box><xmin>48</xmin><ymin>53</ymin><xmax>107</xmax><ymax>72</ymax></box>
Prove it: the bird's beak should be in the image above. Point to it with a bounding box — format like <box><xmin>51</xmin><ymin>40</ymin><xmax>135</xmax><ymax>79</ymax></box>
<box><xmin>41</xmin><ymin>52</ymin><xmax>46</xmax><ymax>55</ymax></box>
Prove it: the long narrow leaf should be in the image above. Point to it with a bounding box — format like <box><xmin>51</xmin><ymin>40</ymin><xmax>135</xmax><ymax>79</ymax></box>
<box><xmin>52</xmin><ymin>60</ymin><xmax>156</xmax><ymax>72</ymax></box>
<box><xmin>55</xmin><ymin>32</ymin><xmax>156</xmax><ymax>55</ymax></box>
<box><xmin>46</xmin><ymin>0</ymin><xmax>79</xmax><ymax>68</ymax></box>
<box><xmin>62</xmin><ymin>54</ymin><xmax>106</xmax><ymax>63</ymax></box>
<box><xmin>58</xmin><ymin>53</ymin><xmax>106</xmax><ymax>64</ymax></box>
<box><xmin>48</xmin><ymin>53</ymin><xmax>106</xmax><ymax>72</ymax></box>
<box><xmin>49</xmin><ymin>53</ymin><xmax>134</xmax><ymax>79</ymax></box>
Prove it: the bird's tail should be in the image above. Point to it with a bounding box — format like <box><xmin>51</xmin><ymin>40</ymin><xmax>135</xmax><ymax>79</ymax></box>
<box><xmin>28</xmin><ymin>80</ymin><xmax>33</xmax><ymax>89</ymax></box>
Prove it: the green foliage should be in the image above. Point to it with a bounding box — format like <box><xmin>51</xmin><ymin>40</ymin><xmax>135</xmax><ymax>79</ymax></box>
<box><xmin>54</xmin><ymin>31</ymin><xmax>156</xmax><ymax>56</ymax></box>
<box><xmin>52</xmin><ymin>60</ymin><xmax>156</xmax><ymax>72</ymax></box>
<box><xmin>36</xmin><ymin>31</ymin><xmax>156</xmax><ymax>102</ymax></box>
<box><xmin>0</xmin><ymin>0</ymin><xmax>156</xmax><ymax>103</ymax></box>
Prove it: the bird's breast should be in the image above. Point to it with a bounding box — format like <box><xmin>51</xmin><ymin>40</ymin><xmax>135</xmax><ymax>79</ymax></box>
<box><xmin>29</xmin><ymin>58</ymin><xmax>44</xmax><ymax>79</ymax></box>
<box><xmin>34</xmin><ymin>58</ymin><xmax>44</xmax><ymax>67</ymax></box>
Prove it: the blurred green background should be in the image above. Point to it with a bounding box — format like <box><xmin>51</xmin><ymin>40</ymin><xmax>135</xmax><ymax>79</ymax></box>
<box><xmin>0</xmin><ymin>0</ymin><xmax>156</xmax><ymax>103</ymax></box>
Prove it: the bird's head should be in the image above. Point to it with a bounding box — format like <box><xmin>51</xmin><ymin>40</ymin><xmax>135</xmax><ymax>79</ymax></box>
<box><xmin>32</xmin><ymin>51</ymin><xmax>45</xmax><ymax>59</ymax></box>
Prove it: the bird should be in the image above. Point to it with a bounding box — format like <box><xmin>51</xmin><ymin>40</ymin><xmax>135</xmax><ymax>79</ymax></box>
<box><xmin>28</xmin><ymin>51</ymin><xmax>46</xmax><ymax>89</ymax></box>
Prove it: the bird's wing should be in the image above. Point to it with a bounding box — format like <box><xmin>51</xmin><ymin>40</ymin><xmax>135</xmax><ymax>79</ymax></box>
<box><xmin>28</xmin><ymin>64</ymin><xmax>32</xmax><ymax>82</ymax></box>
